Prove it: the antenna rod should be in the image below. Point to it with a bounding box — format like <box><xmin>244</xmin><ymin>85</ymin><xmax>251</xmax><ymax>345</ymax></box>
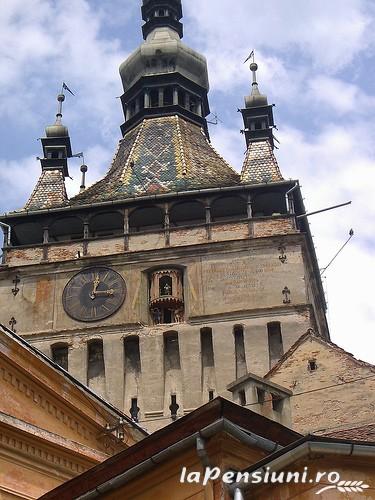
<box><xmin>320</xmin><ymin>230</ymin><xmax>354</xmax><ymax>275</ymax></box>
<box><xmin>296</xmin><ymin>201</ymin><xmax>351</xmax><ymax>219</ymax></box>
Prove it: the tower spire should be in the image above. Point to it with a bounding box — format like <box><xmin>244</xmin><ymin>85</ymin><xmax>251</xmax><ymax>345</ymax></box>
<box><xmin>118</xmin><ymin>0</ymin><xmax>210</xmax><ymax>137</ymax></box>
<box><xmin>239</xmin><ymin>55</ymin><xmax>284</xmax><ymax>184</ymax></box>
<box><xmin>141</xmin><ymin>0</ymin><xmax>183</xmax><ymax>39</ymax></box>
<box><xmin>240</xmin><ymin>55</ymin><xmax>275</xmax><ymax>148</ymax></box>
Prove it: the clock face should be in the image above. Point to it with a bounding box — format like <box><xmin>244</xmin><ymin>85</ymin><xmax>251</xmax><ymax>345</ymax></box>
<box><xmin>62</xmin><ymin>267</ymin><xmax>126</xmax><ymax>322</ymax></box>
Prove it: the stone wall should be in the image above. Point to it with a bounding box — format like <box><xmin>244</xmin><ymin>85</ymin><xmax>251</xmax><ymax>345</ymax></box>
<box><xmin>268</xmin><ymin>335</ymin><xmax>375</xmax><ymax>435</ymax></box>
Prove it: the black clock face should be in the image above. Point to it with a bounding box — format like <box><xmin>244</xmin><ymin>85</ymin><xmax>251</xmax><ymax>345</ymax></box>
<box><xmin>62</xmin><ymin>267</ymin><xmax>126</xmax><ymax>322</ymax></box>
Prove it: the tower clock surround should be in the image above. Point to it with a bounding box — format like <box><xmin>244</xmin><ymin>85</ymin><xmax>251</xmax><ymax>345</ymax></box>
<box><xmin>62</xmin><ymin>267</ymin><xmax>127</xmax><ymax>322</ymax></box>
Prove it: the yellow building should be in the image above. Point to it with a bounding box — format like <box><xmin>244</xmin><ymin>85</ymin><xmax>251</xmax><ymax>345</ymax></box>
<box><xmin>0</xmin><ymin>323</ymin><xmax>145</xmax><ymax>498</ymax></box>
<box><xmin>41</xmin><ymin>398</ymin><xmax>375</xmax><ymax>500</ymax></box>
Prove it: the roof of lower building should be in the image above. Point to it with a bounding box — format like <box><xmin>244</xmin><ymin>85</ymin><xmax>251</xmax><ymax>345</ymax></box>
<box><xmin>39</xmin><ymin>397</ymin><xmax>301</xmax><ymax>500</ymax></box>
<box><xmin>265</xmin><ymin>329</ymin><xmax>375</xmax><ymax>379</ymax></box>
<box><xmin>71</xmin><ymin>115</ymin><xmax>240</xmax><ymax>205</ymax></box>
<box><xmin>240</xmin><ymin>139</ymin><xmax>283</xmax><ymax>184</ymax></box>
<box><xmin>323</xmin><ymin>424</ymin><xmax>375</xmax><ymax>441</ymax></box>
<box><xmin>24</xmin><ymin>169</ymin><xmax>68</xmax><ymax>210</ymax></box>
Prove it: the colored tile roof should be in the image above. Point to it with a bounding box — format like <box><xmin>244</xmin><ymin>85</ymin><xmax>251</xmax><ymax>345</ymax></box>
<box><xmin>24</xmin><ymin>169</ymin><xmax>68</xmax><ymax>211</ymax></box>
<box><xmin>71</xmin><ymin>115</ymin><xmax>240</xmax><ymax>205</ymax></box>
<box><xmin>241</xmin><ymin>139</ymin><xmax>283</xmax><ymax>184</ymax></box>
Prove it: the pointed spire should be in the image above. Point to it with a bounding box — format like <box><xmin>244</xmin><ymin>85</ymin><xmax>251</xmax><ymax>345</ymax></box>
<box><xmin>239</xmin><ymin>55</ymin><xmax>284</xmax><ymax>184</ymax></box>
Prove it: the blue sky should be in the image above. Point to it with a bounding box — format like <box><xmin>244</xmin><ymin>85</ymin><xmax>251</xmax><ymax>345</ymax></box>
<box><xmin>0</xmin><ymin>0</ymin><xmax>374</xmax><ymax>362</ymax></box>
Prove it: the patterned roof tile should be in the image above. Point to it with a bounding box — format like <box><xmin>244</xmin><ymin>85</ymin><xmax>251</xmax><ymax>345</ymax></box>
<box><xmin>24</xmin><ymin>169</ymin><xmax>68</xmax><ymax>211</ymax></box>
<box><xmin>71</xmin><ymin>116</ymin><xmax>240</xmax><ymax>205</ymax></box>
<box><xmin>241</xmin><ymin>139</ymin><xmax>283</xmax><ymax>184</ymax></box>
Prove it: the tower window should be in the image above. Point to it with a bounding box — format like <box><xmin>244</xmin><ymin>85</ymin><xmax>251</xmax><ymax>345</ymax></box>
<box><xmin>150</xmin><ymin>89</ymin><xmax>159</xmax><ymax>107</ymax></box>
<box><xmin>87</xmin><ymin>340</ymin><xmax>105</xmax><ymax>381</ymax></box>
<box><xmin>164</xmin><ymin>331</ymin><xmax>181</xmax><ymax>370</ymax></box>
<box><xmin>164</xmin><ymin>87</ymin><xmax>173</xmax><ymax>106</ymax></box>
<box><xmin>234</xmin><ymin>325</ymin><xmax>247</xmax><ymax>379</ymax></box>
<box><xmin>257</xmin><ymin>387</ymin><xmax>265</xmax><ymax>405</ymax></box>
<box><xmin>51</xmin><ymin>344</ymin><xmax>68</xmax><ymax>371</ymax></box>
<box><xmin>272</xmin><ymin>394</ymin><xmax>283</xmax><ymax>412</ymax></box>
<box><xmin>160</xmin><ymin>275</ymin><xmax>172</xmax><ymax>296</ymax></box>
<box><xmin>268</xmin><ymin>322</ymin><xmax>283</xmax><ymax>368</ymax></box>
<box><xmin>208</xmin><ymin>390</ymin><xmax>214</xmax><ymax>401</ymax></box>
<box><xmin>239</xmin><ymin>390</ymin><xmax>246</xmax><ymax>406</ymax></box>
<box><xmin>200</xmin><ymin>328</ymin><xmax>215</xmax><ymax>368</ymax></box>
<box><xmin>308</xmin><ymin>360</ymin><xmax>317</xmax><ymax>371</ymax></box>
<box><xmin>124</xmin><ymin>336</ymin><xmax>141</xmax><ymax>374</ymax></box>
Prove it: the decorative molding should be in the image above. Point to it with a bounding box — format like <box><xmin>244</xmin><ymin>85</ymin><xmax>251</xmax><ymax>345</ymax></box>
<box><xmin>0</xmin><ymin>363</ymin><xmax>101</xmax><ymax>450</ymax></box>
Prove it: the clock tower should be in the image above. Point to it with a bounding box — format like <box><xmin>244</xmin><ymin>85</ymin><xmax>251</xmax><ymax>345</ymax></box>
<box><xmin>0</xmin><ymin>0</ymin><xmax>328</xmax><ymax>431</ymax></box>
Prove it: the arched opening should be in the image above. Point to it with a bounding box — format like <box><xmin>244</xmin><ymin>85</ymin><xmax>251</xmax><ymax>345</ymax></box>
<box><xmin>178</xmin><ymin>90</ymin><xmax>186</xmax><ymax>107</ymax></box>
<box><xmin>51</xmin><ymin>343</ymin><xmax>69</xmax><ymax>371</ymax></box>
<box><xmin>252</xmin><ymin>192</ymin><xmax>287</xmax><ymax>217</ymax></box>
<box><xmin>87</xmin><ymin>339</ymin><xmax>105</xmax><ymax>382</ymax></box>
<box><xmin>164</xmin><ymin>87</ymin><xmax>173</xmax><ymax>106</ymax></box>
<box><xmin>170</xmin><ymin>201</ymin><xmax>205</xmax><ymax>227</ymax></box>
<box><xmin>164</xmin><ymin>331</ymin><xmax>181</xmax><ymax>370</ymax></box>
<box><xmin>159</xmin><ymin>275</ymin><xmax>173</xmax><ymax>296</ymax></box>
<box><xmin>129</xmin><ymin>206</ymin><xmax>164</xmax><ymax>233</ymax></box>
<box><xmin>150</xmin><ymin>89</ymin><xmax>159</xmax><ymax>108</ymax></box>
<box><xmin>49</xmin><ymin>216</ymin><xmax>84</xmax><ymax>242</ymax></box>
<box><xmin>89</xmin><ymin>211</ymin><xmax>123</xmax><ymax>238</ymax></box>
<box><xmin>233</xmin><ymin>325</ymin><xmax>247</xmax><ymax>379</ymax></box>
<box><xmin>211</xmin><ymin>196</ymin><xmax>247</xmax><ymax>222</ymax></box>
<box><xmin>12</xmin><ymin>222</ymin><xmax>44</xmax><ymax>246</ymax></box>
<box><xmin>267</xmin><ymin>322</ymin><xmax>283</xmax><ymax>368</ymax></box>
<box><xmin>124</xmin><ymin>336</ymin><xmax>141</xmax><ymax>374</ymax></box>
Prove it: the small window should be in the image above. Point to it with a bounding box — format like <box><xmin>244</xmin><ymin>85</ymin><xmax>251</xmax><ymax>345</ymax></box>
<box><xmin>308</xmin><ymin>360</ymin><xmax>317</xmax><ymax>371</ymax></box>
<box><xmin>239</xmin><ymin>389</ymin><xmax>246</xmax><ymax>406</ymax></box>
<box><xmin>51</xmin><ymin>344</ymin><xmax>68</xmax><ymax>371</ymax></box>
<box><xmin>130</xmin><ymin>398</ymin><xmax>140</xmax><ymax>422</ymax></box>
<box><xmin>208</xmin><ymin>390</ymin><xmax>214</xmax><ymax>401</ymax></box>
<box><xmin>256</xmin><ymin>387</ymin><xmax>265</xmax><ymax>404</ymax></box>
<box><xmin>272</xmin><ymin>394</ymin><xmax>283</xmax><ymax>412</ymax></box>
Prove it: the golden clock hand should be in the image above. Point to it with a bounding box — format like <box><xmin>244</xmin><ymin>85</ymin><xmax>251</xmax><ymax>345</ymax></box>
<box><xmin>93</xmin><ymin>289</ymin><xmax>115</xmax><ymax>297</ymax></box>
<box><xmin>90</xmin><ymin>275</ymin><xmax>101</xmax><ymax>300</ymax></box>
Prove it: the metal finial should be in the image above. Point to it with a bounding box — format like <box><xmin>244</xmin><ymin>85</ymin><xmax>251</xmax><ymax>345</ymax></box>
<box><xmin>55</xmin><ymin>93</ymin><xmax>65</xmax><ymax>123</ymax></box>
<box><xmin>80</xmin><ymin>164</ymin><xmax>88</xmax><ymax>192</ymax></box>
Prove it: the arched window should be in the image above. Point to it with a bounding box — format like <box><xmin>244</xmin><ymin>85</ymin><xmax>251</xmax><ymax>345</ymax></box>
<box><xmin>252</xmin><ymin>192</ymin><xmax>287</xmax><ymax>217</ymax></box>
<box><xmin>129</xmin><ymin>206</ymin><xmax>164</xmax><ymax>233</ymax></box>
<box><xmin>49</xmin><ymin>216</ymin><xmax>84</xmax><ymax>242</ymax></box>
<box><xmin>233</xmin><ymin>325</ymin><xmax>247</xmax><ymax>379</ymax></box>
<box><xmin>150</xmin><ymin>89</ymin><xmax>159</xmax><ymax>107</ymax></box>
<box><xmin>87</xmin><ymin>339</ymin><xmax>105</xmax><ymax>381</ymax></box>
<box><xmin>267</xmin><ymin>322</ymin><xmax>283</xmax><ymax>368</ymax></box>
<box><xmin>124</xmin><ymin>336</ymin><xmax>141</xmax><ymax>374</ymax></box>
<box><xmin>160</xmin><ymin>275</ymin><xmax>173</xmax><ymax>296</ymax></box>
<box><xmin>164</xmin><ymin>331</ymin><xmax>181</xmax><ymax>370</ymax></box>
<box><xmin>12</xmin><ymin>222</ymin><xmax>44</xmax><ymax>246</ymax></box>
<box><xmin>51</xmin><ymin>343</ymin><xmax>68</xmax><ymax>371</ymax></box>
<box><xmin>211</xmin><ymin>196</ymin><xmax>247</xmax><ymax>222</ymax></box>
<box><xmin>170</xmin><ymin>201</ymin><xmax>205</xmax><ymax>227</ymax></box>
<box><xmin>89</xmin><ymin>211</ymin><xmax>123</xmax><ymax>238</ymax></box>
<box><xmin>200</xmin><ymin>327</ymin><xmax>214</xmax><ymax>367</ymax></box>
<box><xmin>164</xmin><ymin>87</ymin><xmax>173</xmax><ymax>106</ymax></box>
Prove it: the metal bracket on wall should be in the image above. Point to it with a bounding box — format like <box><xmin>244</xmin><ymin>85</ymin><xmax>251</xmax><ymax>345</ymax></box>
<box><xmin>12</xmin><ymin>275</ymin><xmax>20</xmax><ymax>296</ymax></box>
<box><xmin>278</xmin><ymin>244</ymin><xmax>287</xmax><ymax>264</ymax></box>
<box><xmin>282</xmin><ymin>287</ymin><xmax>291</xmax><ymax>304</ymax></box>
<box><xmin>9</xmin><ymin>317</ymin><xmax>17</xmax><ymax>332</ymax></box>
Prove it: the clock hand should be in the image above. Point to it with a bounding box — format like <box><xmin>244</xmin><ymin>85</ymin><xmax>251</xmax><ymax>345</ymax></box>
<box><xmin>93</xmin><ymin>289</ymin><xmax>115</xmax><ymax>297</ymax></box>
<box><xmin>90</xmin><ymin>275</ymin><xmax>100</xmax><ymax>300</ymax></box>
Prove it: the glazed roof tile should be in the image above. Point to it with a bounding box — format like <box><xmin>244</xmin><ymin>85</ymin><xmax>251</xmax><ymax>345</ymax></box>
<box><xmin>24</xmin><ymin>169</ymin><xmax>68</xmax><ymax>211</ymax></box>
<box><xmin>71</xmin><ymin>116</ymin><xmax>240</xmax><ymax>205</ymax></box>
<box><xmin>241</xmin><ymin>139</ymin><xmax>283</xmax><ymax>184</ymax></box>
